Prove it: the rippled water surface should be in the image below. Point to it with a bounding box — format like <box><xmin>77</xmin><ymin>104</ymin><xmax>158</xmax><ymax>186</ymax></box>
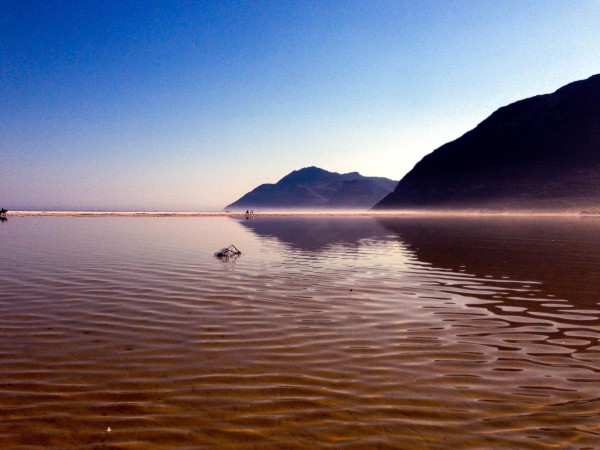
<box><xmin>1</xmin><ymin>216</ymin><xmax>600</xmax><ymax>449</ymax></box>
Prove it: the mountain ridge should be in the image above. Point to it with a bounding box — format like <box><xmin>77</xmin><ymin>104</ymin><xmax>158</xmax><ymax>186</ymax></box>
<box><xmin>225</xmin><ymin>166</ymin><xmax>398</xmax><ymax>211</ymax></box>
<box><xmin>374</xmin><ymin>74</ymin><xmax>600</xmax><ymax>211</ymax></box>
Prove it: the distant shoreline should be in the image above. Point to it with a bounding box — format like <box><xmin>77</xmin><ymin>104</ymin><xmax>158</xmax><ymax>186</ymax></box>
<box><xmin>4</xmin><ymin>210</ymin><xmax>597</xmax><ymax>218</ymax></box>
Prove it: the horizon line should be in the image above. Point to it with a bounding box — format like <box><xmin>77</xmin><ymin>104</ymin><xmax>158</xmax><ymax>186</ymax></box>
<box><xmin>4</xmin><ymin>210</ymin><xmax>598</xmax><ymax>218</ymax></box>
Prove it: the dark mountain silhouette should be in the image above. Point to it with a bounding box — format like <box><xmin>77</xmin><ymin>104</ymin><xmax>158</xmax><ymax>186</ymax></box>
<box><xmin>226</xmin><ymin>166</ymin><xmax>397</xmax><ymax>210</ymax></box>
<box><xmin>374</xmin><ymin>74</ymin><xmax>600</xmax><ymax>211</ymax></box>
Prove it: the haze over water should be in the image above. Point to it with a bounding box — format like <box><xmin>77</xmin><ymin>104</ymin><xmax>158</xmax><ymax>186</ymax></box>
<box><xmin>1</xmin><ymin>216</ymin><xmax>600</xmax><ymax>448</ymax></box>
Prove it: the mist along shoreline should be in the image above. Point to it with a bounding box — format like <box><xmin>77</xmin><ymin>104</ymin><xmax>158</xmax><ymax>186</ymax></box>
<box><xmin>4</xmin><ymin>210</ymin><xmax>600</xmax><ymax>218</ymax></box>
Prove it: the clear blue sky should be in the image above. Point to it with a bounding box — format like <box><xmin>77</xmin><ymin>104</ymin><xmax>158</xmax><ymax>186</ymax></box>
<box><xmin>2</xmin><ymin>0</ymin><xmax>599</xmax><ymax>211</ymax></box>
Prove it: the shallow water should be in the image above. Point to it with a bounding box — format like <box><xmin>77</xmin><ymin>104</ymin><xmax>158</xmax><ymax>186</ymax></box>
<box><xmin>1</xmin><ymin>216</ymin><xmax>599</xmax><ymax>449</ymax></box>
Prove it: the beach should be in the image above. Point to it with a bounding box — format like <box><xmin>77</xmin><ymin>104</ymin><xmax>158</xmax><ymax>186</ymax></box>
<box><xmin>1</xmin><ymin>215</ymin><xmax>599</xmax><ymax>448</ymax></box>
<box><xmin>5</xmin><ymin>209</ymin><xmax>594</xmax><ymax>217</ymax></box>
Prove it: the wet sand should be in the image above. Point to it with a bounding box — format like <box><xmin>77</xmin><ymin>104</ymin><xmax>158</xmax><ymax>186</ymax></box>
<box><xmin>1</xmin><ymin>216</ymin><xmax>599</xmax><ymax>448</ymax></box>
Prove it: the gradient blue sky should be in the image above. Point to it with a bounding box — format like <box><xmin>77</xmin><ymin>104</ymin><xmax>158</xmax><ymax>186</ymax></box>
<box><xmin>2</xmin><ymin>0</ymin><xmax>599</xmax><ymax>211</ymax></box>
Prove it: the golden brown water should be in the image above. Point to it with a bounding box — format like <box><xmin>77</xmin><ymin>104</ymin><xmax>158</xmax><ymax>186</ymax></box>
<box><xmin>1</xmin><ymin>216</ymin><xmax>599</xmax><ymax>449</ymax></box>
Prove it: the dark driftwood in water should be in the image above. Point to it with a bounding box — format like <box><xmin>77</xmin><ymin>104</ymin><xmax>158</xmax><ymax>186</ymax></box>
<box><xmin>214</xmin><ymin>245</ymin><xmax>242</xmax><ymax>258</ymax></box>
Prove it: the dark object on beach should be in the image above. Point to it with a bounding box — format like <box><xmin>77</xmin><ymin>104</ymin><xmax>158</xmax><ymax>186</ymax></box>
<box><xmin>0</xmin><ymin>208</ymin><xmax>7</xmax><ymax>218</ymax></box>
<box><xmin>214</xmin><ymin>245</ymin><xmax>242</xmax><ymax>259</ymax></box>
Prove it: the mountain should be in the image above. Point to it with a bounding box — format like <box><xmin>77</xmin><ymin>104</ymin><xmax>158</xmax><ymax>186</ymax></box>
<box><xmin>225</xmin><ymin>167</ymin><xmax>397</xmax><ymax>210</ymax></box>
<box><xmin>374</xmin><ymin>74</ymin><xmax>600</xmax><ymax>211</ymax></box>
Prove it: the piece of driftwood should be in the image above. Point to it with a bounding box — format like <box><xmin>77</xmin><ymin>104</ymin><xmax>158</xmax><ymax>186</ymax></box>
<box><xmin>214</xmin><ymin>244</ymin><xmax>242</xmax><ymax>259</ymax></box>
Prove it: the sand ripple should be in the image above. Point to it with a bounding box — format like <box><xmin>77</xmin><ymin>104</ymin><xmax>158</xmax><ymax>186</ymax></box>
<box><xmin>1</xmin><ymin>216</ymin><xmax>599</xmax><ymax>448</ymax></box>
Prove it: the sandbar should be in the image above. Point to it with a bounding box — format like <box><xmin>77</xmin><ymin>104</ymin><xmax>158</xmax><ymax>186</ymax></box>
<box><xmin>4</xmin><ymin>210</ymin><xmax>594</xmax><ymax>218</ymax></box>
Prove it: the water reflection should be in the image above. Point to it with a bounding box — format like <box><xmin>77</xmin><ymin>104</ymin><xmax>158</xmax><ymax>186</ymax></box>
<box><xmin>235</xmin><ymin>216</ymin><xmax>390</xmax><ymax>251</ymax></box>
<box><xmin>377</xmin><ymin>216</ymin><xmax>600</xmax><ymax>307</ymax></box>
<box><xmin>377</xmin><ymin>216</ymin><xmax>600</xmax><ymax>359</ymax></box>
<box><xmin>238</xmin><ymin>215</ymin><xmax>600</xmax><ymax>347</ymax></box>
<box><xmin>237</xmin><ymin>215</ymin><xmax>600</xmax><ymax>310</ymax></box>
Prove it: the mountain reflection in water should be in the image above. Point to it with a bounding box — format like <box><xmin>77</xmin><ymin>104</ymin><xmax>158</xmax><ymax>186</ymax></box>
<box><xmin>239</xmin><ymin>214</ymin><xmax>600</xmax><ymax>309</ymax></box>
<box><xmin>377</xmin><ymin>216</ymin><xmax>600</xmax><ymax>307</ymax></box>
<box><xmin>236</xmin><ymin>215</ymin><xmax>391</xmax><ymax>251</ymax></box>
<box><xmin>240</xmin><ymin>214</ymin><xmax>600</xmax><ymax>353</ymax></box>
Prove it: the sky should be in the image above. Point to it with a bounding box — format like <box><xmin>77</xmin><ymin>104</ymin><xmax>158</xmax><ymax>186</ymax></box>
<box><xmin>1</xmin><ymin>0</ymin><xmax>599</xmax><ymax>211</ymax></box>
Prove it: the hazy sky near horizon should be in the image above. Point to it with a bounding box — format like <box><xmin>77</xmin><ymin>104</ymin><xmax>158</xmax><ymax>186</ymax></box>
<box><xmin>2</xmin><ymin>0</ymin><xmax>599</xmax><ymax>211</ymax></box>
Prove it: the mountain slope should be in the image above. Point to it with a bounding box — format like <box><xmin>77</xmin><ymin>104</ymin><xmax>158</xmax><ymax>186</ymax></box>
<box><xmin>225</xmin><ymin>167</ymin><xmax>397</xmax><ymax>210</ymax></box>
<box><xmin>374</xmin><ymin>74</ymin><xmax>600</xmax><ymax>211</ymax></box>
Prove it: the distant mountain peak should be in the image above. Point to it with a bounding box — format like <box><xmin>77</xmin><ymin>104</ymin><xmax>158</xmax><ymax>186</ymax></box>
<box><xmin>278</xmin><ymin>166</ymin><xmax>338</xmax><ymax>185</ymax></box>
<box><xmin>225</xmin><ymin>167</ymin><xmax>398</xmax><ymax>211</ymax></box>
